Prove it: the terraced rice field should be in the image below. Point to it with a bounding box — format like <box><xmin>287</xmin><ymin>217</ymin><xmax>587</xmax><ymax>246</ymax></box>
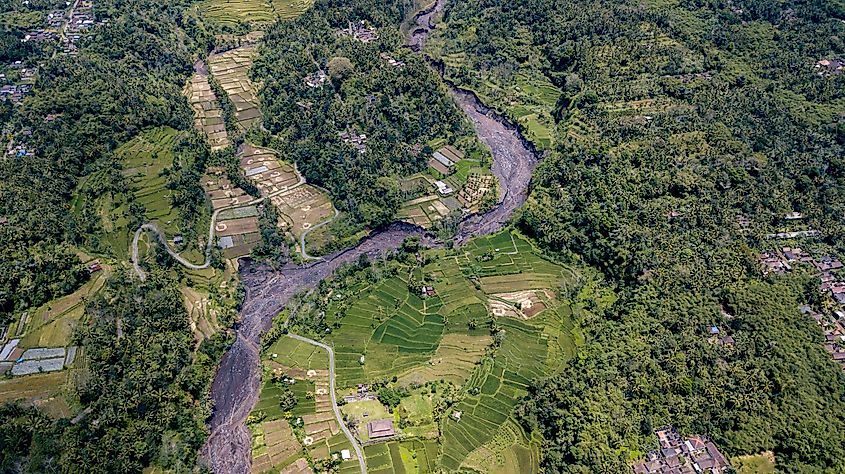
<box><xmin>250</xmin><ymin>418</ymin><xmax>304</xmax><ymax>473</ymax></box>
<box><xmin>110</xmin><ymin>126</ymin><xmax>212</xmax><ymax>264</ymax></box>
<box><xmin>197</xmin><ymin>0</ymin><xmax>314</xmax><ymax>27</ymax></box>
<box><xmin>251</xmin><ymin>231</ymin><xmax>581</xmax><ymax>473</ymax></box>
<box><xmin>461</xmin><ymin>419</ymin><xmax>540</xmax><ymax>473</ymax></box>
<box><xmin>202</xmin><ymin>170</ymin><xmax>261</xmax><ymax>257</ymax></box>
<box><xmin>340</xmin><ymin>232</ymin><xmax>580</xmax><ymax>471</ymax></box>
<box><xmin>120</xmin><ymin>128</ymin><xmax>185</xmax><ymax>240</ymax></box>
<box><xmin>186</xmin><ymin>69</ymin><xmax>231</xmax><ymax>150</ymax></box>
<box><xmin>240</xmin><ymin>144</ymin><xmax>301</xmax><ymax>195</ymax></box>
<box><xmin>269</xmin><ymin>184</ymin><xmax>334</xmax><ymax>239</ymax></box>
<box><xmin>208</xmin><ymin>46</ymin><xmax>262</xmax><ymax>131</ymax></box>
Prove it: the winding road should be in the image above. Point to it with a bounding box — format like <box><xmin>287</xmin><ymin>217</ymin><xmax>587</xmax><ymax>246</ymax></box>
<box><xmin>131</xmin><ymin>161</ymin><xmax>323</xmax><ymax>278</ymax></box>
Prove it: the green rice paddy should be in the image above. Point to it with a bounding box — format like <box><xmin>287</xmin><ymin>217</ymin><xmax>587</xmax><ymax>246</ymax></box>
<box><xmin>253</xmin><ymin>230</ymin><xmax>584</xmax><ymax>472</ymax></box>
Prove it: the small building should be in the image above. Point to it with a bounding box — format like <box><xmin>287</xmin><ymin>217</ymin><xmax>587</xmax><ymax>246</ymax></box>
<box><xmin>367</xmin><ymin>419</ymin><xmax>395</xmax><ymax>439</ymax></box>
<box><xmin>88</xmin><ymin>262</ymin><xmax>102</xmax><ymax>273</ymax></box>
<box><xmin>341</xmin><ymin>449</ymin><xmax>351</xmax><ymax>460</ymax></box>
<box><xmin>434</xmin><ymin>180</ymin><xmax>454</xmax><ymax>196</ymax></box>
<box><xmin>304</xmin><ymin>70</ymin><xmax>328</xmax><ymax>88</ymax></box>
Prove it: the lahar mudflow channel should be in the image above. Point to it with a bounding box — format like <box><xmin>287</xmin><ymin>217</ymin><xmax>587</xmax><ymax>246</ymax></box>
<box><xmin>201</xmin><ymin>3</ymin><xmax>540</xmax><ymax>472</ymax></box>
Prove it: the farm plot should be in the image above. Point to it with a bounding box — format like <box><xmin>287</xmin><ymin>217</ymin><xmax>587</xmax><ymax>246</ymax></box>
<box><xmin>203</xmin><ymin>170</ymin><xmax>254</xmax><ymax>210</ymax></box>
<box><xmin>252</xmin><ymin>337</ymin><xmax>357</xmax><ymax>473</ymax></box>
<box><xmin>208</xmin><ymin>45</ymin><xmax>262</xmax><ymax>130</ymax></box>
<box><xmin>396</xmin><ymin>194</ymin><xmax>458</xmax><ymax>228</ymax></box>
<box><xmin>240</xmin><ymin>144</ymin><xmax>301</xmax><ymax>195</ymax></box>
<box><xmin>186</xmin><ymin>70</ymin><xmax>230</xmax><ymax>150</ymax></box>
<box><xmin>202</xmin><ymin>169</ymin><xmax>260</xmax><ymax>257</ymax></box>
<box><xmin>270</xmin><ymin>185</ymin><xmax>334</xmax><ymax>239</ymax></box>
<box><xmin>19</xmin><ymin>268</ymin><xmax>106</xmax><ymax>349</ymax></box>
<box><xmin>456</xmin><ymin>173</ymin><xmax>496</xmax><ymax>211</ymax></box>
<box><xmin>197</xmin><ymin>0</ymin><xmax>313</xmax><ymax>27</ymax></box>
<box><xmin>251</xmin><ymin>418</ymin><xmax>304</xmax><ymax>474</ymax></box>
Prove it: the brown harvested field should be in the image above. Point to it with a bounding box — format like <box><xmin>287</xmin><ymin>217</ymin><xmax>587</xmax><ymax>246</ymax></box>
<box><xmin>278</xmin><ymin>458</ymin><xmax>313</xmax><ymax>474</ymax></box>
<box><xmin>397</xmin><ymin>194</ymin><xmax>455</xmax><ymax>228</ymax></box>
<box><xmin>186</xmin><ymin>71</ymin><xmax>231</xmax><ymax>150</ymax></box>
<box><xmin>208</xmin><ymin>45</ymin><xmax>261</xmax><ymax>130</ymax></box>
<box><xmin>398</xmin><ymin>334</ymin><xmax>493</xmax><ymax>386</ymax></box>
<box><xmin>270</xmin><ymin>185</ymin><xmax>334</xmax><ymax>238</ymax></box>
<box><xmin>203</xmin><ymin>170</ymin><xmax>253</xmax><ymax>210</ymax></box>
<box><xmin>215</xmin><ymin>216</ymin><xmax>260</xmax><ymax>236</ymax></box>
<box><xmin>240</xmin><ymin>144</ymin><xmax>301</xmax><ymax>194</ymax></box>
<box><xmin>262</xmin><ymin>419</ymin><xmax>301</xmax><ymax>466</ymax></box>
<box><xmin>479</xmin><ymin>273</ymin><xmax>558</xmax><ymax>293</ymax></box>
<box><xmin>490</xmin><ymin>290</ymin><xmax>550</xmax><ymax>319</ymax></box>
<box><xmin>0</xmin><ymin>371</ymin><xmax>67</xmax><ymax>403</ymax></box>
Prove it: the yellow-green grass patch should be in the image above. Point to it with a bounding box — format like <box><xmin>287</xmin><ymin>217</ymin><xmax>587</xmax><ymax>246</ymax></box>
<box><xmin>732</xmin><ymin>451</ymin><xmax>775</xmax><ymax>474</ymax></box>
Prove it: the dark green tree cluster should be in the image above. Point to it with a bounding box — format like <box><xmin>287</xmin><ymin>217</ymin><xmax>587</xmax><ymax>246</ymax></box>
<box><xmin>436</xmin><ymin>0</ymin><xmax>845</xmax><ymax>471</ymax></box>
<box><xmin>252</xmin><ymin>0</ymin><xmax>474</xmax><ymax>228</ymax></box>
<box><xmin>0</xmin><ymin>271</ymin><xmax>229</xmax><ymax>473</ymax></box>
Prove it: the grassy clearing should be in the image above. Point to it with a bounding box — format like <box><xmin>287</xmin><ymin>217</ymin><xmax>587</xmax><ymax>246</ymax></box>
<box><xmin>732</xmin><ymin>452</ymin><xmax>776</xmax><ymax>474</ymax></box>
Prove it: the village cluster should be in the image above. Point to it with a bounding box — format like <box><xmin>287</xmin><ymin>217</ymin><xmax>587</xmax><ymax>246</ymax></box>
<box><xmin>2</xmin><ymin>0</ymin><xmax>104</xmax><ymax>160</ymax></box>
<box><xmin>760</xmin><ymin>245</ymin><xmax>845</xmax><ymax>371</ymax></box>
<box><xmin>632</xmin><ymin>426</ymin><xmax>731</xmax><ymax>474</ymax></box>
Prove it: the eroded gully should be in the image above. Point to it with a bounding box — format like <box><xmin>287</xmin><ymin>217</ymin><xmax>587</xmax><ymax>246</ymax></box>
<box><xmin>200</xmin><ymin>1</ymin><xmax>539</xmax><ymax>471</ymax></box>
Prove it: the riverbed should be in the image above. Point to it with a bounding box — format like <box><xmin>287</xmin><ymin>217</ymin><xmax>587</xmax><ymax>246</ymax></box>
<box><xmin>200</xmin><ymin>3</ymin><xmax>540</xmax><ymax>471</ymax></box>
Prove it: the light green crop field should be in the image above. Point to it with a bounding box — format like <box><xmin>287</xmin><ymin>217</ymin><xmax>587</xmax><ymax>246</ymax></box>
<box><xmin>197</xmin><ymin>0</ymin><xmax>314</xmax><ymax>27</ymax></box>
<box><xmin>252</xmin><ymin>231</ymin><xmax>583</xmax><ymax>473</ymax></box>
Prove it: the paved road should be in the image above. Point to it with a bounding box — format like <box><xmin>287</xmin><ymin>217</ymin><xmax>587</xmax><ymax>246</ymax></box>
<box><xmin>131</xmin><ymin>163</ymin><xmax>310</xmax><ymax>279</ymax></box>
<box><xmin>287</xmin><ymin>333</ymin><xmax>367</xmax><ymax>473</ymax></box>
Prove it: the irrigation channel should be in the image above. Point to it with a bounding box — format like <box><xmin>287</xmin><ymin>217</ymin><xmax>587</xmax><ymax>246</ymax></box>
<box><xmin>200</xmin><ymin>2</ymin><xmax>541</xmax><ymax>472</ymax></box>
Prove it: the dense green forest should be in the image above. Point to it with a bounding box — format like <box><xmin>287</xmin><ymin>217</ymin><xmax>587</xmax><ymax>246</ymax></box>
<box><xmin>0</xmin><ymin>0</ymin><xmax>208</xmax><ymax>323</ymax></box>
<box><xmin>1</xmin><ymin>272</ymin><xmax>229</xmax><ymax>472</ymax></box>
<box><xmin>252</xmin><ymin>0</ymin><xmax>480</xmax><ymax>228</ymax></box>
<box><xmin>433</xmin><ymin>0</ymin><xmax>845</xmax><ymax>471</ymax></box>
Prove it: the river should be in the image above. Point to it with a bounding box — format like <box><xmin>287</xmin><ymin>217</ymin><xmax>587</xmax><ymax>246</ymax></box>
<box><xmin>200</xmin><ymin>2</ymin><xmax>540</xmax><ymax>471</ymax></box>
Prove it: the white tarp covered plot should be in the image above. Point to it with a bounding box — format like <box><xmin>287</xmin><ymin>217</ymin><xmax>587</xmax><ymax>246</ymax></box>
<box><xmin>11</xmin><ymin>357</ymin><xmax>65</xmax><ymax>376</ymax></box>
<box><xmin>22</xmin><ymin>347</ymin><xmax>66</xmax><ymax>360</ymax></box>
